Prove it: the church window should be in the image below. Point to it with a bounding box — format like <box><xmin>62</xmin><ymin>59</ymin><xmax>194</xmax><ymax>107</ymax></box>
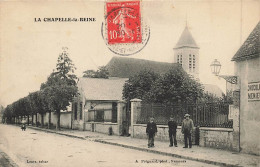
<box><xmin>193</xmin><ymin>55</ymin><xmax>196</xmax><ymax>70</ymax></box>
<box><xmin>189</xmin><ymin>55</ymin><xmax>192</xmax><ymax>70</ymax></box>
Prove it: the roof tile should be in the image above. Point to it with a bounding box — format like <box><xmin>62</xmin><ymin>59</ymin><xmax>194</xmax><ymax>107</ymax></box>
<box><xmin>106</xmin><ymin>57</ymin><xmax>179</xmax><ymax>78</ymax></box>
<box><xmin>174</xmin><ymin>26</ymin><xmax>199</xmax><ymax>49</ymax></box>
<box><xmin>232</xmin><ymin>21</ymin><xmax>260</xmax><ymax>61</ymax></box>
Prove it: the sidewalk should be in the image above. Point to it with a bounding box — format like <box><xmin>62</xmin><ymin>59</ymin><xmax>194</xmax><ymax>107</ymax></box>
<box><xmin>28</xmin><ymin>126</ymin><xmax>259</xmax><ymax>167</ymax></box>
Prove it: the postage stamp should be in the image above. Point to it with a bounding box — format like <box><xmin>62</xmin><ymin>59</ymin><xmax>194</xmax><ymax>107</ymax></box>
<box><xmin>102</xmin><ymin>1</ymin><xmax>150</xmax><ymax>56</ymax></box>
<box><xmin>106</xmin><ymin>1</ymin><xmax>141</xmax><ymax>44</ymax></box>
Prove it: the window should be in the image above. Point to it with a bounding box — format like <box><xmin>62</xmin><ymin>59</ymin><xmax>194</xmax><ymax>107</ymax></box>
<box><xmin>189</xmin><ymin>54</ymin><xmax>192</xmax><ymax>70</ymax></box>
<box><xmin>95</xmin><ymin>110</ymin><xmax>104</xmax><ymax>122</ymax></box>
<box><xmin>79</xmin><ymin>103</ymin><xmax>83</xmax><ymax>120</ymax></box>
<box><xmin>74</xmin><ymin>103</ymin><xmax>77</xmax><ymax>120</ymax></box>
<box><xmin>193</xmin><ymin>55</ymin><xmax>196</xmax><ymax>70</ymax></box>
<box><xmin>180</xmin><ymin>55</ymin><xmax>182</xmax><ymax>66</ymax></box>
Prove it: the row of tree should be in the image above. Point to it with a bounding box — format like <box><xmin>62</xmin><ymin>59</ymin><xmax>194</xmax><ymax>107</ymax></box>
<box><xmin>3</xmin><ymin>49</ymin><xmax>78</xmax><ymax>129</ymax></box>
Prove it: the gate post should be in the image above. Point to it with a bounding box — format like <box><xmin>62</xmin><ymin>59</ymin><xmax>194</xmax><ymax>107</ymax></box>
<box><xmin>117</xmin><ymin>100</ymin><xmax>126</xmax><ymax>135</ymax></box>
<box><xmin>130</xmin><ymin>98</ymin><xmax>142</xmax><ymax>138</ymax></box>
<box><xmin>229</xmin><ymin>104</ymin><xmax>240</xmax><ymax>152</ymax></box>
<box><xmin>229</xmin><ymin>89</ymin><xmax>240</xmax><ymax>152</ymax></box>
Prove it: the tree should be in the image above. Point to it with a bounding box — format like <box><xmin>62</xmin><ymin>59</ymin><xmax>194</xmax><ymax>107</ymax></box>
<box><xmin>149</xmin><ymin>67</ymin><xmax>203</xmax><ymax>104</ymax></box>
<box><xmin>28</xmin><ymin>91</ymin><xmax>47</xmax><ymax>127</ymax></box>
<box><xmin>3</xmin><ymin>105</ymin><xmax>14</xmax><ymax>124</ymax></box>
<box><xmin>21</xmin><ymin>97</ymin><xmax>32</xmax><ymax>125</ymax></box>
<box><xmin>27</xmin><ymin>94</ymin><xmax>36</xmax><ymax>126</ymax></box>
<box><xmin>41</xmin><ymin>48</ymin><xmax>78</xmax><ymax>130</ymax></box>
<box><xmin>123</xmin><ymin>67</ymin><xmax>204</xmax><ymax>104</ymax></box>
<box><xmin>123</xmin><ymin>69</ymin><xmax>159</xmax><ymax>101</ymax></box>
<box><xmin>200</xmin><ymin>90</ymin><xmax>233</xmax><ymax>103</ymax></box>
<box><xmin>83</xmin><ymin>66</ymin><xmax>109</xmax><ymax>79</ymax></box>
<box><xmin>83</xmin><ymin>69</ymin><xmax>96</xmax><ymax>78</ymax></box>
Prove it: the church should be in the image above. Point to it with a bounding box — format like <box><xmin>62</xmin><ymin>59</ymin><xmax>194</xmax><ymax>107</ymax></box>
<box><xmin>105</xmin><ymin>25</ymin><xmax>223</xmax><ymax>97</ymax></box>
<box><xmin>71</xmin><ymin>25</ymin><xmax>223</xmax><ymax>132</ymax></box>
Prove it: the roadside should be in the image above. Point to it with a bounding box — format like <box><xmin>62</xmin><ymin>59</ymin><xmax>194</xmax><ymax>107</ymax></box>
<box><xmin>0</xmin><ymin>149</ymin><xmax>19</xmax><ymax>167</ymax></box>
<box><xmin>25</xmin><ymin>125</ymin><xmax>259</xmax><ymax>167</ymax></box>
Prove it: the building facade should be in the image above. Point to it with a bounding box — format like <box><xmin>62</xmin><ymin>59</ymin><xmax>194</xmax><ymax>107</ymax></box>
<box><xmin>231</xmin><ymin>21</ymin><xmax>260</xmax><ymax>155</ymax></box>
<box><xmin>71</xmin><ymin>77</ymin><xmax>128</xmax><ymax>135</ymax></box>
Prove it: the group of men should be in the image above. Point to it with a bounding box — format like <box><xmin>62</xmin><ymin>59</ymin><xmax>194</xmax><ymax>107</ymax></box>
<box><xmin>146</xmin><ymin>114</ymin><xmax>194</xmax><ymax>148</ymax></box>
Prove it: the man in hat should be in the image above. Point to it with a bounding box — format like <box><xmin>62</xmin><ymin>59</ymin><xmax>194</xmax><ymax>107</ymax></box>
<box><xmin>168</xmin><ymin>115</ymin><xmax>178</xmax><ymax>147</ymax></box>
<box><xmin>181</xmin><ymin>114</ymin><xmax>194</xmax><ymax>148</ymax></box>
<box><xmin>146</xmin><ymin>117</ymin><xmax>157</xmax><ymax>148</ymax></box>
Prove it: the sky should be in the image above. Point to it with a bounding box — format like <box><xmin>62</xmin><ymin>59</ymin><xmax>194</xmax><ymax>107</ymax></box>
<box><xmin>0</xmin><ymin>0</ymin><xmax>259</xmax><ymax>107</ymax></box>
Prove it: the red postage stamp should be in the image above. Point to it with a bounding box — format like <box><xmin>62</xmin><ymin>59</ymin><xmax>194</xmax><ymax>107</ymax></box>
<box><xmin>106</xmin><ymin>1</ymin><xmax>142</xmax><ymax>44</ymax></box>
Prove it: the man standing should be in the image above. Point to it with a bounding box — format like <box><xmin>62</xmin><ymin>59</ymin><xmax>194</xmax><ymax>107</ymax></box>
<box><xmin>146</xmin><ymin>117</ymin><xmax>157</xmax><ymax>148</ymax></box>
<box><xmin>168</xmin><ymin>115</ymin><xmax>178</xmax><ymax>147</ymax></box>
<box><xmin>181</xmin><ymin>114</ymin><xmax>194</xmax><ymax>148</ymax></box>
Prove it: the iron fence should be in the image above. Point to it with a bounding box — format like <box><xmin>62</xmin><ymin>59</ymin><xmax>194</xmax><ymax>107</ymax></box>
<box><xmin>137</xmin><ymin>102</ymin><xmax>233</xmax><ymax>128</ymax></box>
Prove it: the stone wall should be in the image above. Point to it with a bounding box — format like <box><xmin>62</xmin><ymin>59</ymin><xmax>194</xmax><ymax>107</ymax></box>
<box><xmin>85</xmin><ymin>122</ymin><xmax>119</xmax><ymax>135</ymax></box>
<box><xmin>132</xmin><ymin>124</ymin><xmax>236</xmax><ymax>151</ymax></box>
<box><xmin>60</xmin><ymin>112</ymin><xmax>71</xmax><ymax>129</ymax></box>
<box><xmin>31</xmin><ymin>112</ymin><xmax>71</xmax><ymax>129</ymax></box>
<box><xmin>199</xmin><ymin>127</ymin><xmax>234</xmax><ymax>150</ymax></box>
<box><xmin>132</xmin><ymin>124</ymin><xmax>183</xmax><ymax>143</ymax></box>
<box><xmin>72</xmin><ymin>120</ymin><xmax>84</xmax><ymax>130</ymax></box>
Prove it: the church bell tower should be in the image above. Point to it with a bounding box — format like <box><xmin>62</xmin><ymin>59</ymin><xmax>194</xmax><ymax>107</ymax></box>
<box><xmin>173</xmin><ymin>26</ymin><xmax>199</xmax><ymax>79</ymax></box>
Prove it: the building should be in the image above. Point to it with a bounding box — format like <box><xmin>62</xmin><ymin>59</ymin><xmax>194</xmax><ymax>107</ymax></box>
<box><xmin>72</xmin><ymin>77</ymin><xmax>128</xmax><ymax>135</ymax></box>
<box><xmin>203</xmin><ymin>84</ymin><xmax>224</xmax><ymax>97</ymax></box>
<box><xmin>173</xmin><ymin>26</ymin><xmax>200</xmax><ymax>79</ymax></box>
<box><xmin>106</xmin><ymin>56</ymin><xmax>222</xmax><ymax>97</ymax></box>
<box><xmin>106</xmin><ymin>56</ymin><xmax>179</xmax><ymax>78</ymax></box>
<box><xmin>231</xmin><ymin>21</ymin><xmax>260</xmax><ymax>155</ymax></box>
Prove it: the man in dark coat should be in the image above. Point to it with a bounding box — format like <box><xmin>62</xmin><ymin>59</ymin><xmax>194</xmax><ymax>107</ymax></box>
<box><xmin>146</xmin><ymin>117</ymin><xmax>157</xmax><ymax>148</ymax></box>
<box><xmin>168</xmin><ymin>115</ymin><xmax>178</xmax><ymax>147</ymax></box>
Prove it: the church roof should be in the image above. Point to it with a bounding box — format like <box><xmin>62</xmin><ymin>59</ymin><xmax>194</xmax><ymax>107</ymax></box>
<box><xmin>106</xmin><ymin>57</ymin><xmax>180</xmax><ymax>78</ymax></box>
<box><xmin>232</xmin><ymin>21</ymin><xmax>260</xmax><ymax>61</ymax></box>
<box><xmin>203</xmin><ymin>84</ymin><xmax>223</xmax><ymax>97</ymax></box>
<box><xmin>174</xmin><ymin>26</ymin><xmax>199</xmax><ymax>49</ymax></box>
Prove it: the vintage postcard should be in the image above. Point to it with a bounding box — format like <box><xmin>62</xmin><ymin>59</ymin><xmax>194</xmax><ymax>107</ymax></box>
<box><xmin>0</xmin><ymin>0</ymin><xmax>259</xmax><ymax>167</ymax></box>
